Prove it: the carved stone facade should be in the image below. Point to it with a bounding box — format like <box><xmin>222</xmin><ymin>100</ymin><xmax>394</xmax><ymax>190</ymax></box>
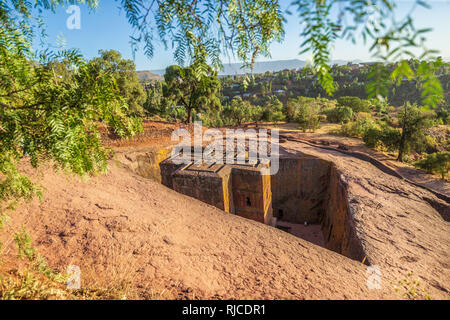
<box><xmin>159</xmin><ymin>152</ymin><xmax>366</xmax><ymax>262</ymax></box>
<box><xmin>160</xmin><ymin>157</ymin><xmax>273</xmax><ymax>224</ymax></box>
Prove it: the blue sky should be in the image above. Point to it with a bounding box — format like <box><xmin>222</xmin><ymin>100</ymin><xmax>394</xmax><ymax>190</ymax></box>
<box><xmin>35</xmin><ymin>1</ymin><xmax>450</xmax><ymax>70</ymax></box>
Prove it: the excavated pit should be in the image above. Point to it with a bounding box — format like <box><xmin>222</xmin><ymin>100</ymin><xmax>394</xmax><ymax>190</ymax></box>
<box><xmin>117</xmin><ymin>147</ymin><xmax>367</xmax><ymax>264</ymax></box>
<box><xmin>271</xmin><ymin>157</ymin><xmax>367</xmax><ymax>263</ymax></box>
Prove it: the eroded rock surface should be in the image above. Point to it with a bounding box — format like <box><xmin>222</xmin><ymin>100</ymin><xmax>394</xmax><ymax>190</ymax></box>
<box><xmin>2</xmin><ymin>137</ymin><xmax>448</xmax><ymax>299</ymax></box>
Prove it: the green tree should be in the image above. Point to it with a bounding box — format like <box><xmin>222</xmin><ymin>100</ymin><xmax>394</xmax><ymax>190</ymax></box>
<box><xmin>250</xmin><ymin>105</ymin><xmax>264</xmax><ymax>127</ymax></box>
<box><xmin>363</xmin><ymin>125</ymin><xmax>401</xmax><ymax>152</ymax></box>
<box><xmin>163</xmin><ymin>63</ymin><xmax>221</xmax><ymax>123</ymax></box>
<box><xmin>2</xmin><ymin>1</ymin><xmax>444</xmax><ymax>107</ymax></box>
<box><xmin>223</xmin><ymin>97</ymin><xmax>252</xmax><ymax>126</ymax></box>
<box><xmin>262</xmin><ymin>96</ymin><xmax>284</xmax><ymax>122</ymax></box>
<box><xmin>0</xmin><ymin>4</ymin><xmax>142</xmax><ymax>227</ymax></box>
<box><xmin>324</xmin><ymin>106</ymin><xmax>353</xmax><ymax>124</ymax></box>
<box><xmin>90</xmin><ymin>50</ymin><xmax>146</xmax><ymax>116</ymax></box>
<box><xmin>337</xmin><ymin>96</ymin><xmax>370</xmax><ymax>113</ymax></box>
<box><xmin>397</xmin><ymin>103</ymin><xmax>433</xmax><ymax>161</ymax></box>
<box><xmin>144</xmin><ymin>81</ymin><xmax>165</xmax><ymax>116</ymax></box>
<box><xmin>414</xmin><ymin>152</ymin><xmax>450</xmax><ymax>180</ymax></box>
<box><xmin>296</xmin><ymin>103</ymin><xmax>320</xmax><ymax>132</ymax></box>
<box><xmin>436</xmin><ymin>109</ymin><xmax>449</xmax><ymax>125</ymax></box>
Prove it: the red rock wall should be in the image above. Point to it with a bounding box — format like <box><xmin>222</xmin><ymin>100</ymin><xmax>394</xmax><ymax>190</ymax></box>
<box><xmin>271</xmin><ymin>158</ymin><xmax>329</xmax><ymax>224</ymax></box>
<box><xmin>231</xmin><ymin>167</ymin><xmax>272</xmax><ymax>224</ymax></box>
<box><xmin>321</xmin><ymin>164</ymin><xmax>367</xmax><ymax>263</ymax></box>
<box><xmin>172</xmin><ymin>170</ymin><xmax>230</xmax><ymax>211</ymax></box>
<box><xmin>159</xmin><ymin>152</ymin><xmax>366</xmax><ymax>262</ymax></box>
<box><xmin>272</xmin><ymin>157</ymin><xmax>367</xmax><ymax>262</ymax></box>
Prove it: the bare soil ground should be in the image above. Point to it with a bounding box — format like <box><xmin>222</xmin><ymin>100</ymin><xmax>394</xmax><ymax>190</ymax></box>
<box><xmin>1</xmin><ymin>121</ymin><xmax>448</xmax><ymax>299</ymax></box>
<box><xmin>276</xmin><ymin>222</ymin><xmax>325</xmax><ymax>247</ymax></box>
<box><xmin>1</xmin><ymin>161</ymin><xmax>398</xmax><ymax>299</ymax></box>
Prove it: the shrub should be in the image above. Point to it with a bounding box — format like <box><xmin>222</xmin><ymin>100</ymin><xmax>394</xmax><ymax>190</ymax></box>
<box><xmin>436</xmin><ymin>109</ymin><xmax>449</xmax><ymax>125</ymax></box>
<box><xmin>296</xmin><ymin>103</ymin><xmax>320</xmax><ymax>132</ymax></box>
<box><xmin>388</xmin><ymin>117</ymin><xmax>399</xmax><ymax>127</ymax></box>
<box><xmin>337</xmin><ymin>96</ymin><xmax>370</xmax><ymax>113</ymax></box>
<box><xmin>363</xmin><ymin>125</ymin><xmax>401</xmax><ymax>151</ymax></box>
<box><xmin>288</xmin><ymin>97</ymin><xmax>336</xmax><ymax>121</ymax></box>
<box><xmin>354</xmin><ymin>112</ymin><xmax>372</xmax><ymax>121</ymax></box>
<box><xmin>397</xmin><ymin>104</ymin><xmax>434</xmax><ymax>157</ymax></box>
<box><xmin>336</xmin><ymin>106</ymin><xmax>353</xmax><ymax>123</ymax></box>
<box><xmin>381</xmin><ymin>115</ymin><xmax>391</xmax><ymax>123</ymax></box>
<box><xmin>414</xmin><ymin>152</ymin><xmax>450</xmax><ymax>179</ymax></box>
<box><xmin>370</xmin><ymin>98</ymin><xmax>387</xmax><ymax>114</ymax></box>
<box><xmin>423</xmin><ymin>136</ymin><xmax>438</xmax><ymax>154</ymax></box>
<box><xmin>262</xmin><ymin>96</ymin><xmax>285</xmax><ymax>122</ymax></box>
<box><xmin>337</xmin><ymin>122</ymin><xmax>359</xmax><ymax>137</ymax></box>
<box><xmin>338</xmin><ymin>118</ymin><xmax>377</xmax><ymax>138</ymax></box>
<box><xmin>363</xmin><ymin>128</ymin><xmax>382</xmax><ymax>148</ymax></box>
<box><xmin>270</xmin><ymin>110</ymin><xmax>286</xmax><ymax>124</ymax></box>
<box><xmin>387</xmin><ymin>106</ymin><xmax>397</xmax><ymax>112</ymax></box>
<box><xmin>324</xmin><ymin>106</ymin><xmax>353</xmax><ymax>123</ymax></box>
<box><xmin>321</xmin><ymin>107</ymin><xmax>334</xmax><ymax>120</ymax></box>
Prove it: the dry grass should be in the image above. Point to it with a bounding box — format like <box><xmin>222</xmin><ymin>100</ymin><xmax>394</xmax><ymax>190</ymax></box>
<box><xmin>0</xmin><ymin>228</ymin><xmax>173</xmax><ymax>300</ymax></box>
<box><xmin>0</xmin><ymin>261</ymin><xmax>173</xmax><ymax>300</ymax></box>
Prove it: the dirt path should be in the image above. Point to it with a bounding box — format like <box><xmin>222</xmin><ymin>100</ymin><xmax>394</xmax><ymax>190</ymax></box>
<box><xmin>258</xmin><ymin>122</ymin><xmax>449</xmax><ymax>197</ymax></box>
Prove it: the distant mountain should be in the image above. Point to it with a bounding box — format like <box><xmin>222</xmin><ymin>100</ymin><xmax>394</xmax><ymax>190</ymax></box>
<box><xmin>148</xmin><ymin>59</ymin><xmax>306</xmax><ymax>76</ymax></box>
<box><xmin>331</xmin><ymin>59</ymin><xmax>364</xmax><ymax>65</ymax></box>
<box><xmin>219</xmin><ymin>59</ymin><xmax>307</xmax><ymax>75</ymax></box>
<box><xmin>146</xmin><ymin>59</ymin><xmax>367</xmax><ymax>77</ymax></box>
<box><xmin>136</xmin><ymin>70</ymin><xmax>163</xmax><ymax>81</ymax></box>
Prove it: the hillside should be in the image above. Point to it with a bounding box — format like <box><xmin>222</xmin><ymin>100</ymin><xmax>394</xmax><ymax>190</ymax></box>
<box><xmin>1</xmin><ymin>122</ymin><xmax>448</xmax><ymax>300</ymax></box>
<box><xmin>147</xmin><ymin>59</ymin><xmax>360</xmax><ymax>76</ymax></box>
<box><xmin>137</xmin><ymin>70</ymin><xmax>163</xmax><ymax>81</ymax></box>
<box><xmin>0</xmin><ymin>160</ymin><xmax>387</xmax><ymax>299</ymax></box>
<box><xmin>218</xmin><ymin>59</ymin><xmax>306</xmax><ymax>75</ymax></box>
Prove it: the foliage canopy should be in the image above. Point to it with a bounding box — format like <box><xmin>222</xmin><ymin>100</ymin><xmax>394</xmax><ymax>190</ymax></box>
<box><xmin>90</xmin><ymin>50</ymin><xmax>147</xmax><ymax>116</ymax></box>
<box><xmin>414</xmin><ymin>152</ymin><xmax>450</xmax><ymax>180</ymax></box>
<box><xmin>163</xmin><ymin>62</ymin><xmax>221</xmax><ymax>123</ymax></box>
<box><xmin>2</xmin><ymin>0</ymin><xmax>445</xmax><ymax>105</ymax></box>
<box><xmin>0</xmin><ymin>0</ymin><xmax>142</xmax><ymax>222</ymax></box>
